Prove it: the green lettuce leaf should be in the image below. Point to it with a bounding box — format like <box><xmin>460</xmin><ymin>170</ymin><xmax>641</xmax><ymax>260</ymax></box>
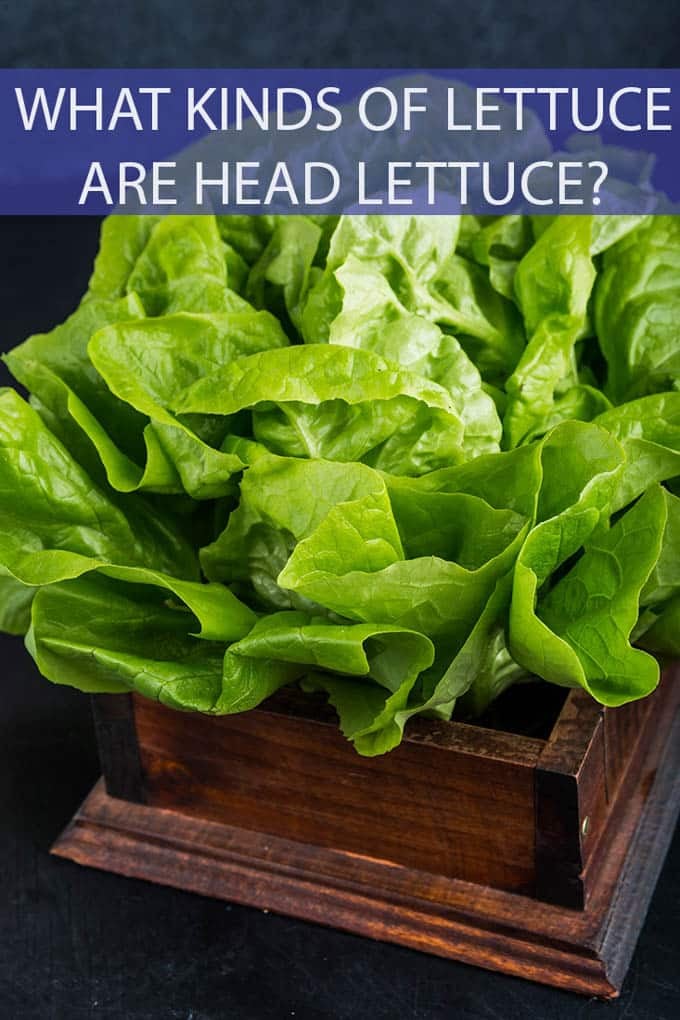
<box><xmin>86</xmin><ymin>215</ymin><xmax>160</xmax><ymax>299</ymax></box>
<box><xmin>302</xmin><ymin>214</ymin><xmax>525</xmax><ymax>387</ymax></box>
<box><xmin>508</xmin><ymin>421</ymin><xmax>639</xmax><ymax>697</ymax></box>
<box><xmin>595</xmin><ymin>216</ymin><xmax>680</xmax><ymax>402</ymax></box>
<box><xmin>0</xmin><ymin>565</ymin><xmax>35</xmax><ymax>636</ymax></box>
<box><xmin>0</xmin><ymin>389</ymin><xmax>197</xmax><ymax>585</ymax></box>
<box><xmin>1</xmin><ymin>211</ymin><xmax>678</xmax><ymax>756</ymax></box>
<box><xmin>3</xmin><ymin>293</ymin><xmax>149</xmax><ymax>488</ymax></box>
<box><xmin>535</xmin><ymin>486</ymin><xmax>667</xmax><ymax>705</ymax></box>
<box><xmin>232</xmin><ymin>611</ymin><xmax>434</xmax><ymax>755</ymax></box>
<box><xmin>595</xmin><ymin>393</ymin><xmax>680</xmax><ymax>509</ymax></box>
<box><xmin>427</xmin><ymin>254</ymin><xmax>525</xmax><ymax>382</ymax></box>
<box><xmin>88</xmin><ymin>309</ymin><xmax>289</xmax><ymax>498</ymax></box>
<box><xmin>246</xmin><ymin>216</ymin><xmax>322</xmax><ymax>331</ymax></box>
<box><xmin>201</xmin><ymin>453</ymin><xmax>404</xmax><ymax>605</ymax></box>
<box><xmin>638</xmin><ymin>595</ymin><xmax>680</xmax><ymax>657</ymax></box>
<box><xmin>178</xmin><ymin>344</ymin><xmax>466</xmax><ymax>475</ymax></box>
<box><xmin>301</xmin><ymin>214</ymin><xmax>460</xmax><ymax>343</ymax></box>
<box><xmin>322</xmin><ymin>255</ymin><xmax>502</xmax><ymax>457</ymax></box>
<box><xmin>216</xmin><ymin>215</ymin><xmax>278</xmax><ymax>265</ymax></box>
<box><xmin>27</xmin><ymin>573</ymin><xmax>247</xmax><ymax>705</ymax></box>
<box><xmin>279</xmin><ymin>497</ymin><xmax>526</xmax><ymax>645</ymax></box>
<box><xmin>504</xmin><ymin>216</ymin><xmax>600</xmax><ymax>446</ymax></box>
<box><xmin>469</xmin><ymin>214</ymin><xmax>533</xmax><ymax>302</ymax></box>
<box><xmin>126</xmin><ymin>215</ymin><xmax>244</xmax><ymax>314</ymax></box>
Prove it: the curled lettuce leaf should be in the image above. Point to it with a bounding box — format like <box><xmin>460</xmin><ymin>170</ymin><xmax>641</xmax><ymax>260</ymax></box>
<box><xmin>321</xmin><ymin>255</ymin><xmax>502</xmax><ymax>457</ymax></box>
<box><xmin>178</xmin><ymin>344</ymin><xmax>467</xmax><ymax>475</ymax></box>
<box><xmin>0</xmin><ymin>389</ymin><xmax>198</xmax><ymax>584</ymax></box>
<box><xmin>246</xmin><ymin>216</ymin><xmax>323</xmax><ymax>331</ymax></box>
<box><xmin>28</xmin><ymin>572</ymin><xmax>254</xmax><ymax>705</ymax></box>
<box><xmin>534</xmin><ymin>487</ymin><xmax>667</xmax><ymax>705</ymax></box>
<box><xmin>87</xmin><ymin>215</ymin><xmax>161</xmax><ymax>299</ymax></box>
<box><xmin>595</xmin><ymin>393</ymin><xmax>680</xmax><ymax>509</ymax></box>
<box><xmin>200</xmin><ymin>454</ymin><xmax>401</xmax><ymax>603</ymax></box>
<box><xmin>3</xmin><ymin>293</ymin><xmax>150</xmax><ymax>488</ymax></box>
<box><xmin>301</xmin><ymin>215</ymin><xmax>459</xmax><ymax>342</ymax></box>
<box><xmin>88</xmin><ymin>309</ymin><xmax>288</xmax><ymax>497</ymax></box>
<box><xmin>233</xmin><ymin>611</ymin><xmax>434</xmax><ymax>754</ymax></box>
<box><xmin>4</xmin><ymin>220</ymin><xmax>287</xmax><ymax>499</ymax></box>
<box><xmin>504</xmin><ymin>217</ymin><xmax>603</xmax><ymax>447</ymax></box>
<box><xmin>303</xmin><ymin>214</ymin><xmax>524</xmax><ymax>387</ymax></box>
<box><xmin>595</xmin><ymin>216</ymin><xmax>680</xmax><ymax>402</ymax></box>
<box><xmin>469</xmin><ymin>214</ymin><xmax>533</xmax><ymax>302</ymax></box>
<box><xmin>126</xmin><ymin>215</ymin><xmax>246</xmax><ymax>313</ymax></box>
<box><xmin>0</xmin><ymin>211</ymin><xmax>678</xmax><ymax>757</ymax></box>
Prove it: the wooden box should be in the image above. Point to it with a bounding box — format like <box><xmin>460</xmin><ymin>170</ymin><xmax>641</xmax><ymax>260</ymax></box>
<box><xmin>53</xmin><ymin>664</ymin><xmax>680</xmax><ymax>998</ymax></box>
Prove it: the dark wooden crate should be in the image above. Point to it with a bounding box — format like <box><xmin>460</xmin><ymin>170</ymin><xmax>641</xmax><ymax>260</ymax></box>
<box><xmin>53</xmin><ymin>664</ymin><xmax>680</xmax><ymax>998</ymax></box>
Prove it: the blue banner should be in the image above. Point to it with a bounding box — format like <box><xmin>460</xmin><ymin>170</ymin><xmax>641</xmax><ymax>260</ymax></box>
<box><xmin>0</xmin><ymin>69</ymin><xmax>678</xmax><ymax>214</ymax></box>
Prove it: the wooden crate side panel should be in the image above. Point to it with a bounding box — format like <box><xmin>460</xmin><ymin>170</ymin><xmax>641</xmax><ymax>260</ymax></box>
<box><xmin>534</xmin><ymin>692</ymin><xmax>606</xmax><ymax>907</ymax></box>
<box><xmin>603</xmin><ymin>682</ymin><xmax>656</xmax><ymax>801</ymax></box>
<box><xmin>581</xmin><ymin>666</ymin><xmax>680</xmax><ymax>902</ymax></box>
<box><xmin>133</xmin><ymin>696</ymin><xmax>541</xmax><ymax>893</ymax></box>
<box><xmin>534</xmin><ymin>668</ymin><xmax>680</xmax><ymax>908</ymax></box>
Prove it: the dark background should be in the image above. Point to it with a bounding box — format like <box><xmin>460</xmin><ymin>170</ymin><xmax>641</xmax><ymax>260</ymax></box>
<box><xmin>1</xmin><ymin>5</ymin><xmax>679</xmax><ymax>1018</ymax></box>
<box><xmin>0</xmin><ymin>0</ymin><xmax>680</xmax><ymax>68</ymax></box>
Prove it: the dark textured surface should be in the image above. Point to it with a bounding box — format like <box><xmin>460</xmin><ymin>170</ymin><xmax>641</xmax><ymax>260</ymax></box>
<box><xmin>1</xmin><ymin>216</ymin><xmax>680</xmax><ymax>1018</ymax></box>
<box><xmin>0</xmin><ymin>0</ymin><xmax>679</xmax><ymax>68</ymax></box>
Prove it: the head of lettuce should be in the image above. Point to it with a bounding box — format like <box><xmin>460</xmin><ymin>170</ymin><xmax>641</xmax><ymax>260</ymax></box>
<box><xmin>0</xmin><ymin>211</ymin><xmax>678</xmax><ymax>756</ymax></box>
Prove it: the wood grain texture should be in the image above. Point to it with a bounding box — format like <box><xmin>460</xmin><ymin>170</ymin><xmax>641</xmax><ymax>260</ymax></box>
<box><xmin>134</xmin><ymin>689</ymin><xmax>543</xmax><ymax>894</ymax></box>
<box><xmin>52</xmin><ymin>675</ymin><xmax>680</xmax><ymax>999</ymax></box>
<box><xmin>53</xmin><ymin>665</ymin><xmax>680</xmax><ymax>998</ymax></box>
<box><xmin>535</xmin><ymin>665</ymin><xmax>680</xmax><ymax>909</ymax></box>
<box><xmin>534</xmin><ymin>693</ymin><xmax>605</xmax><ymax>907</ymax></box>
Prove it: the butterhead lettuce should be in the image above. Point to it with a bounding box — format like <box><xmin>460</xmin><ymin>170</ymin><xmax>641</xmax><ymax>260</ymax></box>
<box><xmin>1</xmin><ymin>212</ymin><xmax>678</xmax><ymax>755</ymax></box>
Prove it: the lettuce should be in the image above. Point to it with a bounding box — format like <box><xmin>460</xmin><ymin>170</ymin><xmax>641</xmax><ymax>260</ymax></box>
<box><xmin>595</xmin><ymin>216</ymin><xmax>680</xmax><ymax>402</ymax></box>
<box><xmin>1</xmin><ymin>212</ymin><xmax>678</xmax><ymax>755</ymax></box>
